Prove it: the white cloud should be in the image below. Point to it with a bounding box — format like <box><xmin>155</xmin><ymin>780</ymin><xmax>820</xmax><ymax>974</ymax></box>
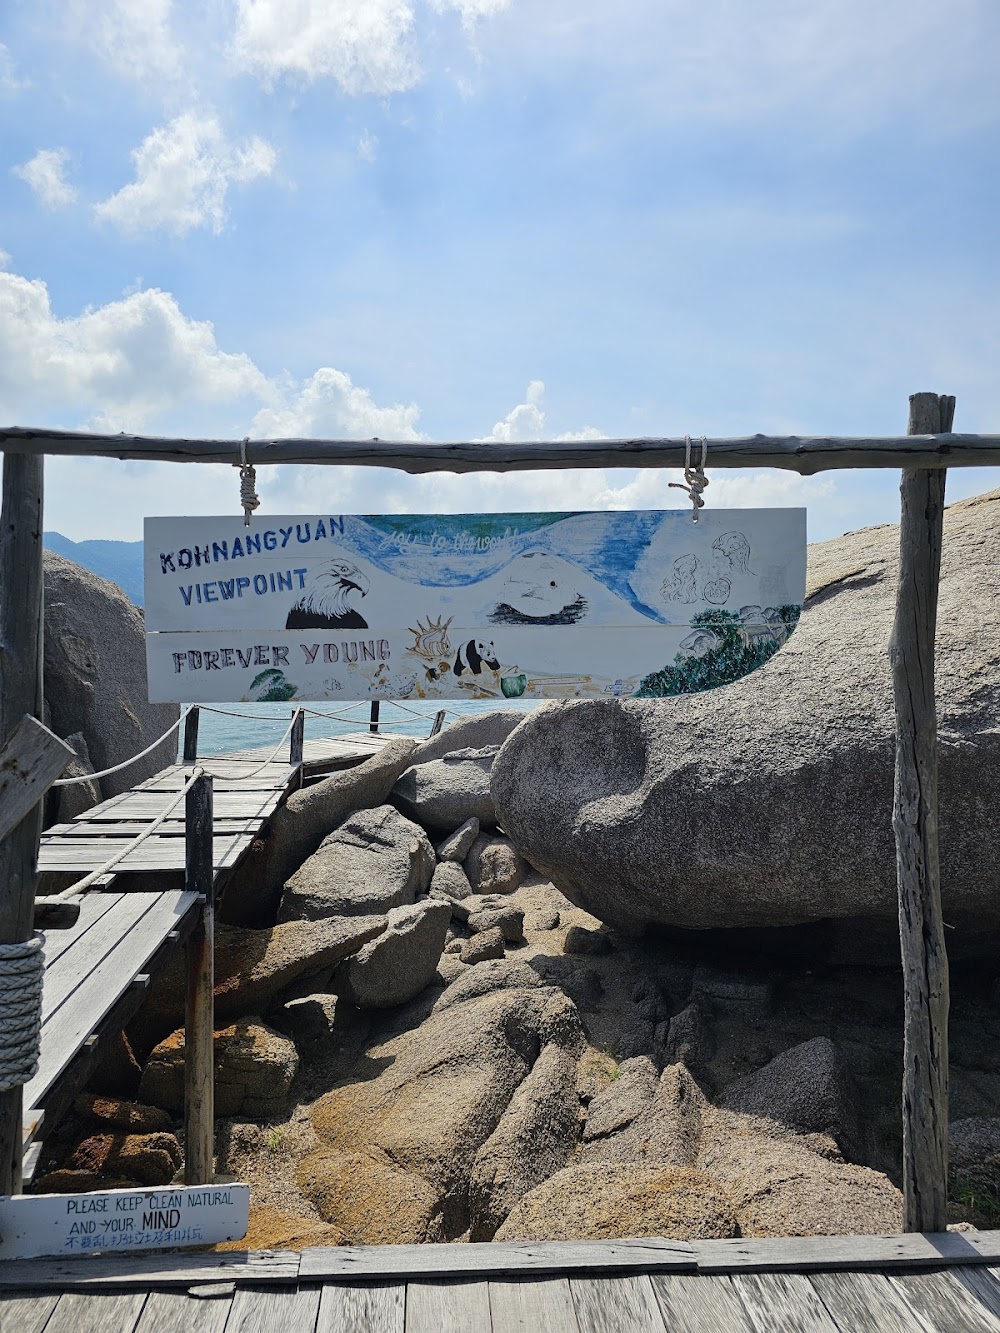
<box><xmin>77</xmin><ymin>0</ymin><xmax>184</xmax><ymax>83</ymax></box>
<box><xmin>94</xmin><ymin>113</ymin><xmax>277</xmax><ymax>236</ymax></box>
<box><xmin>358</xmin><ymin>129</ymin><xmax>379</xmax><ymax>162</ymax></box>
<box><xmin>431</xmin><ymin>0</ymin><xmax>513</xmax><ymax>27</ymax></box>
<box><xmin>0</xmin><ymin>271</ymin><xmax>269</xmax><ymax>431</ymax></box>
<box><xmin>230</xmin><ymin>0</ymin><xmax>420</xmax><ymax>95</ymax></box>
<box><xmin>13</xmin><ymin>148</ymin><xmax>77</xmax><ymax>208</ymax></box>
<box><xmin>0</xmin><ymin>250</ymin><xmax>9</xmax><ymax>268</ymax></box>
<box><xmin>252</xmin><ymin>367</ymin><xmax>422</xmax><ymax>441</ymax></box>
<box><xmin>0</xmin><ymin>42</ymin><xmax>28</xmax><ymax>93</ymax></box>
<box><xmin>495</xmin><ymin>0</ymin><xmax>999</xmax><ymax>136</ymax></box>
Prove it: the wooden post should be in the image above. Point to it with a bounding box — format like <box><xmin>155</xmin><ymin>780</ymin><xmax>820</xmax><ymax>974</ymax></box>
<box><xmin>891</xmin><ymin>390</ymin><xmax>954</xmax><ymax>1232</ymax></box>
<box><xmin>289</xmin><ymin>708</ymin><xmax>305</xmax><ymax>767</ymax></box>
<box><xmin>0</xmin><ymin>454</ymin><xmax>45</xmax><ymax>1195</ymax></box>
<box><xmin>182</xmin><ymin>706</ymin><xmax>200</xmax><ymax>764</ymax></box>
<box><xmin>183</xmin><ymin>771</ymin><xmax>214</xmax><ymax>1185</ymax></box>
<box><xmin>429</xmin><ymin>710</ymin><xmax>446</xmax><ymax>738</ymax></box>
<box><xmin>369</xmin><ymin>700</ymin><xmax>380</xmax><ymax>734</ymax></box>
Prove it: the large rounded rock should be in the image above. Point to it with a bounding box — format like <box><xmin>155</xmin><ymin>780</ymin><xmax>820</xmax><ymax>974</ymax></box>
<box><xmin>42</xmin><ymin>553</ymin><xmax>179</xmax><ymax>797</ymax></box>
<box><xmin>139</xmin><ymin>1020</ymin><xmax>299</xmax><ymax>1118</ymax></box>
<box><xmin>495</xmin><ymin>1164</ymin><xmax>737</xmax><ymax>1242</ymax></box>
<box><xmin>278</xmin><ymin>805</ymin><xmax>434</xmax><ymax>923</ymax></box>
<box><xmin>393</xmin><ymin>747</ymin><xmax>499</xmax><ymax>831</ymax></box>
<box><xmin>331</xmin><ymin>899</ymin><xmax>452</xmax><ymax>1008</ymax></box>
<box><xmin>491</xmin><ymin>491</ymin><xmax>1000</xmax><ymax>939</ymax></box>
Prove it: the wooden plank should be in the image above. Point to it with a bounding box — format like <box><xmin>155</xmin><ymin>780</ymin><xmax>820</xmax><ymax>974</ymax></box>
<box><xmin>37</xmin><ymin>833</ymin><xmax>254</xmax><ymax>871</ymax></box>
<box><xmin>692</xmin><ymin>1230</ymin><xmax>1000</xmax><ymax>1273</ymax></box>
<box><xmin>570</xmin><ymin>1275</ymin><xmax>667</xmax><ymax>1332</ymax></box>
<box><xmin>405</xmin><ymin>1281</ymin><xmax>491</xmax><ymax>1333</ymax></box>
<box><xmin>0</xmin><ymin>715</ymin><xmax>74</xmax><ymax>842</ymax></box>
<box><xmin>42</xmin><ymin>1290</ymin><xmax>148</xmax><ymax>1333</ymax></box>
<box><xmin>649</xmin><ymin>1274</ymin><xmax>757</xmax><ymax>1332</ymax></box>
<box><xmin>6</xmin><ymin>423</ymin><xmax>1000</xmax><ymax>474</ymax></box>
<box><xmin>74</xmin><ymin>790</ymin><xmax>281</xmax><ymax>820</ymax></box>
<box><xmin>40</xmin><ymin>891</ymin><xmax>124</xmax><ymax>966</ymax></box>
<box><xmin>0</xmin><ymin>1291</ymin><xmax>61</xmax><ymax>1333</ymax></box>
<box><xmin>134</xmin><ymin>1288</ymin><xmax>232</xmax><ymax>1333</ymax></box>
<box><xmin>0</xmin><ymin>1250</ymin><xmax>300</xmax><ymax>1289</ymax></box>
<box><xmin>224</xmin><ymin>1286</ymin><xmax>321</xmax><ymax>1333</ymax></box>
<box><xmin>45</xmin><ymin>820</ymin><xmax>259</xmax><ymax>837</ymax></box>
<box><xmin>300</xmin><ymin>1238</ymin><xmax>695</xmax><ymax>1280</ymax></box>
<box><xmin>957</xmin><ymin>1268</ymin><xmax>1000</xmax><ymax>1320</ymax></box>
<box><xmin>40</xmin><ymin>892</ymin><xmax>159</xmax><ymax>1021</ymax></box>
<box><xmin>315</xmin><ymin>1282</ymin><xmax>405</xmax><ymax>1333</ymax></box>
<box><xmin>729</xmin><ymin>1273</ymin><xmax>840</xmax><ymax>1331</ymax></box>
<box><xmin>809</xmin><ymin>1271</ymin><xmax>940</xmax><ymax>1332</ymax></box>
<box><xmin>888</xmin><ymin>1271</ymin><xmax>1000</xmax><ymax>1332</ymax></box>
<box><xmin>23</xmin><ymin>891</ymin><xmax>198</xmax><ymax>1109</ymax></box>
<box><xmin>489</xmin><ymin>1277</ymin><xmax>581</xmax><ymax>1333</ymax></box>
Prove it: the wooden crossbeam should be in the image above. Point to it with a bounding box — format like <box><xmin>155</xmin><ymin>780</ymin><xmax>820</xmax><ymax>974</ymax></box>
<box><xmin>3</xmin><ymin>424</ymin><xmax>1000</xmax><ymax>473</ymax></box>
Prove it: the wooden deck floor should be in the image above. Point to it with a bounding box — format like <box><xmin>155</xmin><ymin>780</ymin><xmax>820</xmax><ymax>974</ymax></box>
<box><xmin>5</xmin><ymin>1233</ymin><xmax>1000</xmax><ymax>1330</ymax></box>
<box><xmin>22</xmin><ymin>890</ymin><xmax>199</xmax><ymax>1163</ymax></box>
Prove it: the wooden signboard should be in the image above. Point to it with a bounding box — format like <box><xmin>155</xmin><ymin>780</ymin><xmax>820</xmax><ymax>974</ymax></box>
<box><xmin>144</xmin><ymin>510</ymin><xmax>806</xmax><ymax>702</ymax></box>
<box><xmin>0</xmin><ymin>1183</ymin><xmax>249</xmax><ymax>1259</ymax></box>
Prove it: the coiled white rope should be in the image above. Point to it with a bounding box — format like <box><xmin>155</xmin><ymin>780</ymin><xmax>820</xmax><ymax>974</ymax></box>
<box><xmin>52</xmin><ymin>708</ymin><xmax>191</xmax><ymax>787</ymax></box>
<box><xmin>236</xmin><ymin>438</ymin><xmax>260</xmax><ymax>526</ymax></box>
<box><xmin>0</xmin><ymin>934</ymin><xmax>45</xmax><ymax>1092</ymax></box>
<box><xmin>48</xmin><ymin>767</ymin><xmax>206</xmax><ymax>899</ymax></box>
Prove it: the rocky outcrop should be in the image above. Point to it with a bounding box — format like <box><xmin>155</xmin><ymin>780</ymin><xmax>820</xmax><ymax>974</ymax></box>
<box><xmin>492</xmin><ymin>491</ymin><xmax>1000</xmax><ymax>942</ymax></box>
<box><xmin>42</xmin><ymin>553</ymin><xmax>179</xmax><ymax>799</ymax></box>
<box><xmin>331</xmin><ymin>900</ymin><xmax>451</xmax><ymax>1009</ymax></box>
<box><xmin>406</xmin><ymin>710</ymin><xmax>528</xmax><ymax>766</ymax></box>
<box><xmin>139</xmin><ymin>1020</ymin><xmax>299</xmax><ymax>1118</ymax></box>
<box><xmin>393</xmin><ymin>747</ymin><xmax>500</xmax><ymax>831</ymax></box>
<box><xmin>465</xmin><ymin>834</ymin><xmax>526</xmax><ymax>896</ymax></box>
<box><xmin>722</xmin><ymin>1037</ymin><xmax>857</xmax><ymax>1141</ymax></box>
<box><xmin>436</xmin><ymin>818</ymin><xmax>480</xmax><ymax>863</ymax></box>
<box><xmin>301</xmin><ymin>962</ymin><xmax>583</xmax><ymax>1240</ymax></box>
<box><xmin>496</xmin><ymin>1163</ymin><xmax>738</xmax><ymax>1242</ymax></box>
<box><xmin>137</xmin><ymin>916</ymin><xmax>385</xmax><ymax>1043</ymax></box>
<box><xmin>223</xmin><ymin>737</ymin><xmax>419</xmax><ymax>923</ymax></box>
<box><xmin>278</xmin><ymin>806</ymin><xmax>434</xmax><ymax>923</ymax></box>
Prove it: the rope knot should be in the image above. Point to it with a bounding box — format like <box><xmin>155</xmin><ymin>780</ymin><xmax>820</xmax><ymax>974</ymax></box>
<box><xmin>668</xmin><ymin>434</ymin><xmax>709</xmax><ymax>521</ymax></box>
<box><xmin>0</xmin><ymin>934</ymin><xmax>45</xmax><ymax>1093</ymax></box>
<box><xmin>236</xmin><ymin>438</ymin><xmax>260</xmax><ymax>526</ymax></box>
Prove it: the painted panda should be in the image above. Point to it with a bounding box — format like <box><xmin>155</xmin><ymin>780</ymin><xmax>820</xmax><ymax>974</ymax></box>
<box><xmin>454</xmin><ymin>638</ymin><xmax>500</xmax><ymax>677</ymax></box>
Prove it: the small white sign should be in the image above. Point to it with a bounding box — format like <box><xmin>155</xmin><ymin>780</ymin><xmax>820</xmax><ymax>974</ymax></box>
<box><xmin>0</xmin><ymin>1183</ymin><xmax>249</xmax><ymax>1259</ymax></box>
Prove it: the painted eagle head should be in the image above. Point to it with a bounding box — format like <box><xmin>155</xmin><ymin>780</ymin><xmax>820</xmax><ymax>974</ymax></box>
<box><xmin>297</xmin><ymin>559</ymin><xmax>370</xmax><ymax>618</ymax></box>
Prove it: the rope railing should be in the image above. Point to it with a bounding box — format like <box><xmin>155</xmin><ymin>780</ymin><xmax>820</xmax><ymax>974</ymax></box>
<box><xmin>198</xmin><ymin>704</ymin><xmax>297</xmax><ymax>724</ymax></box>
<box><xmin>45</xmin><ymin>767</ymin><xmax>205</xmax><ymax>899</ymax></box>
<box><xmin>52</xmin><ymin>707</ymin><xmax>191</xmax><ymax>787</ymax></box>
<box><xmin>196</xmin><ymin>714</ymin><xmax>299</xmax><ymax>782</ymax></box>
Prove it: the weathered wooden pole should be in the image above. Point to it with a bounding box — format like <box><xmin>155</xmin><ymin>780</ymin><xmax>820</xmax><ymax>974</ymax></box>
<box><xmin>183</xmin><ymin>771</ymin><xmax>215</xmax><ymax>1185</ymax></box>
<box><xmin>891</xmin><ymin>390</ymin><xmax>954</xmax><ymax>1232</ymax></box>
<box><xmin>0</xmin><ymin>454</ymin><xmax>45</xmax><ymax>1195</ymax></box>
<box><xmin>290</xmin><ymin>708</ymin><xmax>305</xmax><ymax>767</ymax></box>
<box><xmin>182</xmin><ymin>706</ymin><xmax>200</xmax><ymax>764</ymax></box>
<box><xmin>369</xmin><ymin>700</ymin><xmax>380</xmax><ymax>734</ymax></box>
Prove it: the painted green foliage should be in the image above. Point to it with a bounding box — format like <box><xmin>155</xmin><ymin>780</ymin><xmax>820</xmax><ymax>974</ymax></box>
<box><xmin>634</xmin><ymin>605</ymin><xmax>801</xmax><ymax>697</ymax></box>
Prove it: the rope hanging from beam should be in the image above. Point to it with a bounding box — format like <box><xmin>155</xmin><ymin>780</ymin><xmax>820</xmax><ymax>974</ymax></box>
<box><xmin>0</xmin><ymin>935</ymin><xmax>44</xmax><ymax>1093</ymax></box>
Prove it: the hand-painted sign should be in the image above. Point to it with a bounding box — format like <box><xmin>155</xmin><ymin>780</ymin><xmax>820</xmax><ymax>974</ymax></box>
<box><xmin>0</xmin><ymin>1183</ymin><xmax>249</xmax><ymax>1259</ymax></box>
<box><xmin>144</xmin><ymin>510</ymin><xmax>806</xmax><ymax>703</ymax></box>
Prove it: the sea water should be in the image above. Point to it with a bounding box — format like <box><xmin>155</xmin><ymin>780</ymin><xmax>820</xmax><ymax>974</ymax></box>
<box><xmin>189</xmin><ymin>696</ymin><xmax>542</xmax><ymax>757</ymax></box>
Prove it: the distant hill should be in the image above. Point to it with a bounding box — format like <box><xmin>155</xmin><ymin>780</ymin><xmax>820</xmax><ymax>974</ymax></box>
<box><xmin>44</xmin><ymin>532</ymin><xmax>144</xmax><ymax>606</ymax></box>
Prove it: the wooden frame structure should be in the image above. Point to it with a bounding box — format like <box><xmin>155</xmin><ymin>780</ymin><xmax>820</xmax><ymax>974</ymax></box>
<box><xmin>0</xmin><ymin>391</ymin><xmax>993</xmax><ymax>1234</ymax></box>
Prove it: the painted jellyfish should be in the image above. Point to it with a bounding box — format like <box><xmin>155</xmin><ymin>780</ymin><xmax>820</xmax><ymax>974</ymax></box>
<box><xmin>712</xmin><ymin>530</ymin><xmax>751</xmax><ymax>574</ymax></box>
<box><xmin>661</xmin><ymin>553</ymin><xmax>699</xmax><ymax>604</ymax></box>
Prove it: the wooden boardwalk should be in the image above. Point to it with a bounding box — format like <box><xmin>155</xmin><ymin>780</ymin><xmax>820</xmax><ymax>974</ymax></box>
<box><xmin>25</xmin><ymin>727</ymin><xmax>409</xmax><ymax>1174</ymax></box>
<box><xmin>5</xmin><ymin>1232</ymin><xmax>1000</xmax><ymax>1330</ymax></box>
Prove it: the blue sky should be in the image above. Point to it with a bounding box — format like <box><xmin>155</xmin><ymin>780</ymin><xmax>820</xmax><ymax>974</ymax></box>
<box><xmin>1</xmin><ymin>0</ymin><xmax>998</xmax><ymax>542</ymax></box>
